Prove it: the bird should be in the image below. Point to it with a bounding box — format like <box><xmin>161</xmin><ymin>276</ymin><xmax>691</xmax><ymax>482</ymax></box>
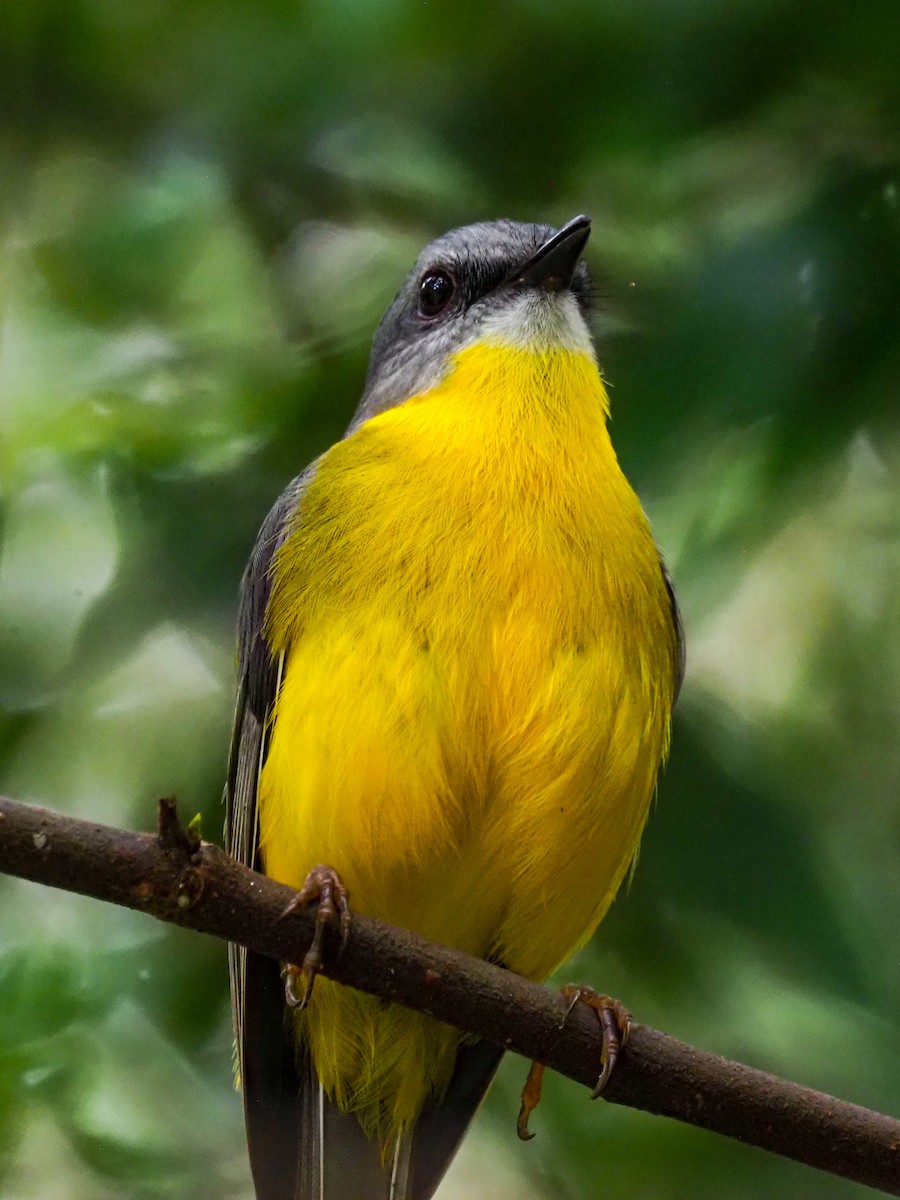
<box><xmin>226</xmin><ymin>214</ymin><xmax>683</xmax><ymax>1200</ymax></box>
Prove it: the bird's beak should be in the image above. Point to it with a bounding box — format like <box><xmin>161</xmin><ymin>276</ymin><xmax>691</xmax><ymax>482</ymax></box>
<box><xmin>513</xmin><ymin>214</ymin><xmax>591</xmax><ymax>292</ymax></box>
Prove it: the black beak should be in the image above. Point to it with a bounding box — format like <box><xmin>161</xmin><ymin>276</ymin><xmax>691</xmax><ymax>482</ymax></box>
<box><xmin>513</xmin><ymin>214</ymin><xmax>591</xmax><ymax>292</ymax></box>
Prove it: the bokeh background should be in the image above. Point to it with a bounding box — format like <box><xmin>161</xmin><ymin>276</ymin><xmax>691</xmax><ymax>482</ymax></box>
<box><xmin>1</xmin><ymin>2</ymin><xmax>899</xmax><ymax>1197</ymax></box>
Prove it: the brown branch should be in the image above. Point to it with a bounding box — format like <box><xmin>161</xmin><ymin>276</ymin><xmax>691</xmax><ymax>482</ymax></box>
<box><xmin>1</xmin><ymin>794</ymin><xmax>898</xmax><ymax>1196</ymax></box>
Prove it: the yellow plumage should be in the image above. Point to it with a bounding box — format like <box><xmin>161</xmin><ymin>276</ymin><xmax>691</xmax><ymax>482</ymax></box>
<box><xmin>258</xmin><ymin>342</ymin><xmax>678</xmax><ymax>1141</ymax></box>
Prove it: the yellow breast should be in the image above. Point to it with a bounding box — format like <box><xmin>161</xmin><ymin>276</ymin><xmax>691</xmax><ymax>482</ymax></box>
<box><xmin>258</xmin><ymin>341</ymin><xmax>678</xmax><ymax>1137</ymax></box>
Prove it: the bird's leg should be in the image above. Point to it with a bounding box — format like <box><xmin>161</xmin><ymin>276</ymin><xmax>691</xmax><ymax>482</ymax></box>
<box><xmin>517</xmin><ymin>1060</ymin><xmax>546</xmax><ymax>1141</ymax></box>
<box><xmin>277</xmin><ymin>865</ymin><xmax>351</xmax><ymax>1010</ymax></box>
<box><xmin>517</xmin><ymin>985</ymin><xmax>632</xmax><ymax>1140</ymax></box>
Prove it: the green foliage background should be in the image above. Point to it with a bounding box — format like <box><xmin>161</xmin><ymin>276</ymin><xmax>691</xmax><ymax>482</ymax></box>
<box><xmin>1</xmin><ymin>2</ymin><xmax>899</xmax><ymax>1197</ymax></box>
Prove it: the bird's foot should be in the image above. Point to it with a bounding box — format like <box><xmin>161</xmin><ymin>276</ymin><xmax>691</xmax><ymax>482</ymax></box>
<box><xmin>277</xmin><ymin>865</ymin><xmax>350</xmax><ymax>1011</ymax></box>
<box><xmin>563</xmin><ymin>986</ymin><xmax>632</xmax><ymax>1098</ymax></box>
<box><xmin>517</xmin><ymin>984</ymin><xmax>631</xmax><ymax>1140</ymax></box>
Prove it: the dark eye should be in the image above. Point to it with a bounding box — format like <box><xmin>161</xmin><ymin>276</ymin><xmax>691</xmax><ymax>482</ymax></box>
<box><xmin>418</xmin><ymin>269</ymin><xmax>456</xmax><ymax>317</ymax></box>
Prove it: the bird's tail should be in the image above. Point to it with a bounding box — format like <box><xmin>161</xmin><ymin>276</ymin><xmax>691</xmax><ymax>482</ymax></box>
<box><xmin>241</xmin><ymin>949</ymin><xmax>502</xmax><ymax>1200</ymax></box>
<box><xmin>296</xmin><ymin>1054</ymin><xmax>414</xmax><ymax>1200</ymax></box>
<box><xmin>296</xmin><ymin>1039</ymin><xmax>504</xmax><ymax>1200</ymax></box>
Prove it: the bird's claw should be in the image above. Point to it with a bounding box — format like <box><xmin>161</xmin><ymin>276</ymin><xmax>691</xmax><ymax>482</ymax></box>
<box><xmin>560</xmin><ymin>986</ymin><xmax>631</xmax><ymax>1097</ymax></box>
<box><xmin>516</xmin><ymin>984</ymin><xmax>631</xmax><ymax>1140</ymax></box>
<box><xmin>277</xmin><ymin>865</ymin><xmax>350</xmax><ymax>1010</ymax></box>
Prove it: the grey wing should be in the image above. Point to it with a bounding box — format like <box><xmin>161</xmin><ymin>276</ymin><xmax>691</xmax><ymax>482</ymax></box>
<box><xmin>225</xmin><ymin>470</ymin><xmax>312</xmax><ymax>1200</ymax></box>
<box><xmin>226</xmin><ymin>470</ymin><xmax>305</xmax><ymax>1041</ymax></box>
<box><xmin>661</xmin><ymin>558</ymin><xmax>685</xmax><ymax>701</ymax></box>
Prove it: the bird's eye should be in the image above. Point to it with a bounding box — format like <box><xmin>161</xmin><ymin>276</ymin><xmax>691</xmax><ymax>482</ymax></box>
<box><xmin>418</xmin><ymin>269</ymin><xmax>456</xmax><ymax>317</ymax></box>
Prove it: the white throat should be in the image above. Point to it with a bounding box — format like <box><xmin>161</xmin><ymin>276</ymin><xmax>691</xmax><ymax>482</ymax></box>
<box><xmin>478</xmin><ymin>290</ymin><xmax>596</xmax><ymax>356</ymax></box>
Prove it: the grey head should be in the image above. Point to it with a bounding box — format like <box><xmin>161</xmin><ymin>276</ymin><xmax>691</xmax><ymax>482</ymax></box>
<box><xmin>349</xmin><ymin>216</ymin><xmax>595</xmax><ymax>430</ymax></box>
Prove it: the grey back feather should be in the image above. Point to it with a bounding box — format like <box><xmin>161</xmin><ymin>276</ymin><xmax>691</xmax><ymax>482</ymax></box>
<box><xmin>226</xmin><ymin>469</ymin><xmax>307</xmax><ymax>1199</ymax></box>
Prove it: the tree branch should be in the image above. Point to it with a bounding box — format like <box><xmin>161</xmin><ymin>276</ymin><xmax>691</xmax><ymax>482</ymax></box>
<box><xmin>1</xmin><ymin>795</ymin><xmax>898</xmax><ymax>1196</ymax></box>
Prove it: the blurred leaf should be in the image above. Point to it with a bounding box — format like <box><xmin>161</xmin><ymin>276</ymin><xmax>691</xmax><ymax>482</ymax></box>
<box><xmin>309</xmin><ymin>117</ymin><xmax>485</xmax><ymax>212</ymax></box>
<box><xmin>0</xmin><ymin>467</ymin><xmax>118</xmax><ymax>708</ymax></box>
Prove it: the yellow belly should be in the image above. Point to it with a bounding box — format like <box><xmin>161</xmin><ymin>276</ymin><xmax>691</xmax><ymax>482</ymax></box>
<box><xmin>258</xmin><ymin>343</ymin><xmax>677</xmax><ymax>1139</ymax></box>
